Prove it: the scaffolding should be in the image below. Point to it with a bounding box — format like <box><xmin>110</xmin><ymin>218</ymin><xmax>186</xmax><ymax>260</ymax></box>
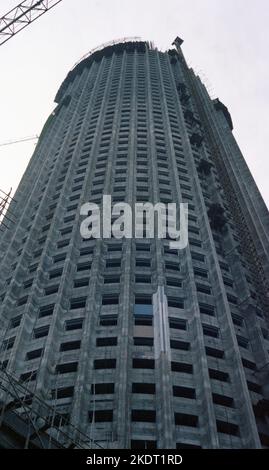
<box><xmin>0</xmin><ymin>365</ymin><xmax>104</xmax><ymax>449</ymax></box>
<box><xmin>179</xmin><ymin>62</ymin><xmax>269</xmax><ymax>318</ymax></box>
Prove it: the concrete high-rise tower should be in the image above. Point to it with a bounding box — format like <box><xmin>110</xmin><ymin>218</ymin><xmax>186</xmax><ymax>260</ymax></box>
<box><xmin>0</xmin><ymin>38</ymin><xmax>269</xmax><ymax>449</ymax></box>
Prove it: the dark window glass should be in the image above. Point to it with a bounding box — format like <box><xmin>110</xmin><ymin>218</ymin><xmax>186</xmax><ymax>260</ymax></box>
<box><xmin>131</xmin><ymin>410</ymin><xmax>156</xmax><ymax>423</ymax></box>
<box><xmin>175</xmin><ymin>413</ymin><xmax>198</xmax><ymax>427</ymax></box>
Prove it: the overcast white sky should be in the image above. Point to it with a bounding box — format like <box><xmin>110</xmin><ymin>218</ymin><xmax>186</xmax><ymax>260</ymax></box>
<box><xmin>0</xmin><ymin>0</ymin><xmax>269</xmax><ymax>208</ymax></box>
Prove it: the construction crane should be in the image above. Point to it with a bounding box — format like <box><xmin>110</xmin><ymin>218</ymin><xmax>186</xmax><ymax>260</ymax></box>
<box><xmin>0</xmin><ymin>0</ymin><xmax>63</xmax><ymax>46</ymax></box>
<box><xmin>0</xmin><ymin>135</ymin><xmax>39</xmax><ymax>147</ymax></box>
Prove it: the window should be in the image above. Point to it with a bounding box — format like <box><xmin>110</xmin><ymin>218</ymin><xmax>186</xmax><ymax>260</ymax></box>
<box><xmin>107</xmin><ymin>244</ymin><xmax>122</xmax><ymax>252</ymax></box>
<box><xmin>131</xmin><ymin>440</ymin><xmax>157</xmax><ymax>449</ymax></box>
<box><xmin>104</xmin><ymin>275</ymin><xmax>120</xmax><ymax>284</ymax></box>
<box><xmin>136</xmin><ymin>243</ymin><xmax>150</xmax><ymax>252</ymax></box>
<box><xmin>53</xmin><ymin>253</ymin><xmax>66</xmax><ymax>263</ymax></box>
<box><xmin>134</xmin><ymin>297</ymin><xmax>153</xmax><ymax>316</ymax></box>
<box><xmin>189</xmin><ymin>226</ymin><xmax>199</xmax><ymax>235</ymax></box>
<box><xmin>242</xmin><ymin>358</ymin><xmax>256</xmax><ymax>370</ymax></box>
<box><xmin>26</xmin><ymin>348</ymin><xmax>43</xmax><ymax>360</ymax></box>
<box><xmin>132</xmin><ymin>383</ymin><xmax>155</xmax><ymax>394</ymax></box>
<box><xmin>57</xmin><ymin>240</ymin><xmax>69</xmax><ymax>249</ymax></box>
<box><xmin>70</xmin><ymin>297</ymin><xmax>86</xmax><ymax>309</ymax></box>
<box><xmin>219</xmin><ymin>261</ymin><xmax>230</xmax><ymax>272</ymax></box>
<box><xmin>171</xmin><ymin>362</ymin><xmax>193</xmax><ymax>374</ymax></box>
<box><xmin>136</xmin><ymin>259</ymin><xmax>151</xmax><ymax>267</ymax></box>
<box><xmin>231</xmin><ymin>313</ymin><xmax>243</xmax><ymax>326</ymax></box>
<box><xmin>203</xmin><ymin>324</ymin><xmax>219</xmax><ymax>338</ymax></box>
<box><xmin>2</xmin><ymin>337</ymin><xmax>15</xmax><ymax>350</ymax></box>
<box><xmin>164</xmin><ymin>246</ymin><xmax>178</xmax><ymax>256</ymax></box>
<box><xmin>28</xmin><ymin>263</ymin><xmax>38</xmax><ymax>273</ymax></box>
<box><xmin>205</xmin><ymin>347</ymin><xmax>224</xmax><ymax>359</ymax></box>
<box><xmin>134</xmin><ymin>337</ymin><xmax>154</xmax><ymax>347</ymax></box>
<box><xmin>169</xmin><ymin>318</ymin><xmax>186</xmax><ymax>330</ymax></box>
<box><xmin>173</xmin><ymin>386</ymin><xmax>196</xmax><ymax>399</ymax></box>
<box><xmin>56</xmin><ymin>362</ymin><xmax>78</xmax><ymax>374</ymax></box>
<box><xmin>20</xmin><ymin>371</ymin><xmax>37</xmax><ymax>382</ymax></box>
<box><xmin>170</xmin><ymin>340</ymin><xmax>190</xmax><ymax>351</ymax></box>
<box><xmin>131</xmin><ymin>410</ymin><xmax>156</xmax><ymax>423</ymax></box>
<box><xmin>135</xmin><ymin>275</ymin><xmax>151</xmax><ymax>284</ymax></box>
<box><xmin>33</xmin><ymin>326</ymin><xmax>49</xmax><ymax>339</ymax></box>
<box><xmin>168</xmin><ymin>298</ymin><xmax>184</xmax><ymax>309</ymax></box>
<box><xmin>165</xmin><ymin>262</ymin><xmax>180</xmax><ymax>272</ymax></box>
<box><xmin>259</xmin><ymin>433</ymin><xmax>269</xmax><ymax>447</ymax></box>
<box><xmin>190</xmin><ymin>238</ymin><xmax>202</xmax><ymax>248</ymax></box>
<box><xmin>132</xmin><ymin>358</ymin><xmax>155</xmax><ymax>369</ymax></box>
<box><xmin>24</xmin><ymin>279</ymin><xmax>33</xmax><ymax>289</ymax></box>
<box><xmin>91</xmin><ymin>383</ymin><xmax>114</xmax><ymax>394</ymax></box>
<box><xmin>77</xmin><ymin>262</ymin><xmax>91</xmax><ymax>272</ymax></box>
<box><xmin>175</xmin><ymin>413</ymin><xmax>198</xmax><ymax>427</ymax></box>
<box><xmin>64</xmin><ymin>215</ymin><xmax>75</xmax><ymax>223</ymax></box>
<box><xmin>10</xmin><ymin>315</ymin><xmax>22</xmax><ymax>329</ymax></box>
<box><xmin>247</xmin><ymin>381</ymin><xmax>261</xmax><ymax>394</ymax></box>
<box><xmin>65</xmin><ymin>318</ymin><xmax>83</xmax><ymax>331</ymax></box>
<box><xmin>227</xmin><ymin>294</ymin><xmax>237</xmax><ymax>305</ymax></box>
<box><xmin>60</xmin><ymin>341</ymin><xmax>81</xmax><ymax>352</ymax></box>
<box><xmin>237</xmin><ymin>335</ymin><xmax>249</xmax><ymax>349</ymax></box>
<box><xmin>100</xmin><ymin>315</ymin><xmax>118</xmax><ymax>326</ymax></box>
<box><xmin>17</xmin><ymin>296</ymin><xmax>28</xmax><ymax>306</ymax></box>
<box><xmin>94</xmin><ymin>359</ymin><xmax>116</xmax><ymax>369</ymax></box>
<box><xmin>223</xmin><ymin>277</ymin><xmax>234</xmax><ymax>288</ymax></box>
<box><xmin>39</xmin><ymin>305</ymin><xmax>54</xmax><ymax>318</ymax></box>
<box><xmin>42</xmin><ymin>223</ymin><xmax>50</xmax><ymax>233</ymax></box>
<box><xmin>212</xmin><ymin>393</ymin><xmax>234</xmax><ymax>408</ymax></box>
<box><xmin>216</xmin><ymin>420</ymin><xmax>239</xmax><ymax>436</ymax></box>
<box><xmin>196</xmin><ymin>284</ymin><xmax>211</xmax><ymax>295</ymax></box>
<box><xmin>176</xmin><ymin>443</ymin><xmax>201</xmax><ymax>449</ymax></box>
<box><xmin>45</xmin><ymin>285</ymin><xmax>59</xmax><ymax>296</ymax></box>
<box><xmin>166</xmin><ymin>277</ymin><xmax>182</xmax><ymax>287</ymax></box>
<box><xmin>88</xmin><ymin>410</ymin><xmax>113</xmax><ymax>422</ymax></box>
<box><xmin>49</xmin><ymin>268</ymin><xmax>63</xmax><ymax>280</ymax></box>
<box><xmin>194</xmin><ymin>267</ymin><xmax>208</xmax><ymax>278</ymax></box>
<box><xmin>102</xmin><ymin>294</ymin><xmax>119</xmax><ymax>305</ymax></box>
<box><xmin>106</xmin><ymin>260</ymin><xmax>121</xmax><ymax>268</ymax></box>
<box><xmin>199</xmin><ymin>303</ymin><xmax>215</xmax><ymax>316</ymax></box>
<box><xmin>209</xmin><ymin>368</ymin><xmax>229</xmax><ymax>382</ymax></box>
<box><xmin>191</xmin><ymin>252</ymin><xmax>205</xmax><ymax>262</ymax></box>
<box><xmin>52</xmin><ymin>386</ymin><xmax>74</xmax><ymax>399</ymax></box>
<box><xmin>96</xmin><ymin>337</ymin><xmax>117</xmax><ymax>347</ymax></box>
<box><xmin>74</xmin><ymin>278</ymin><xmax>89</xmax><ymax>288</ymax></box>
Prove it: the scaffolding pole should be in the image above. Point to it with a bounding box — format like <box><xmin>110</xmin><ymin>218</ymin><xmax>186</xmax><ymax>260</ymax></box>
<box><xmin>0</xmin><ymin>365</ymin><xmax>104</xmax><ymax>449</ymax></box>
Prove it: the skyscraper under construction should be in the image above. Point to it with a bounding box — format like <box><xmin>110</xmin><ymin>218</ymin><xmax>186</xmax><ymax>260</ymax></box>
<box><xmin>0</xmin><ymin>37</ymin><xmax>269</xmax><ymax>449</ymax></box>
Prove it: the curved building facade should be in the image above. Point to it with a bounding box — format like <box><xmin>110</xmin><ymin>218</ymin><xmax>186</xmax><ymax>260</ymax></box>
<box><xmin>0</xmin><ymin>38</ymin><xmax>269</xmax><ymax>449</ymax></box>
